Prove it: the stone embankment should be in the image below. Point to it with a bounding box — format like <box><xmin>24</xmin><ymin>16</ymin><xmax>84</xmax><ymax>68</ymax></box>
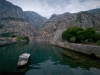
<box><xmin>51</xmin><ymin>29</ymin><xmax>100</xmax><ymax>58</ymax></box>
<box><xmin>56</xmin><ymin>41</ymin><xmax>100</xmax><ymax>58</ymax></box>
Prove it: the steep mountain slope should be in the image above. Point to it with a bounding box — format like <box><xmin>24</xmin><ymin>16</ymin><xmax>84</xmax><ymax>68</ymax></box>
<box><xmin>38</xmin><ymin>8</ymin><xmax>100</xmax><ymax>36</ymax></box>
<box><xmin>0</xmin><ymin>0</ymin><xmax>47</xmax><ymax>38</ymax></box>
<box><xmin>0</xmin><ymin>0</ymin><xmax>25</xmax><ymax>19</ymax></box>
<box><xmin>24</xmin><ymin>11</ymin><xmax>47</xmax><ymax>30</ymax></box>
<box><xmin>38</xmin><ymin>12</ymin><xmax>74</xmax><ymax>35</ymax></box>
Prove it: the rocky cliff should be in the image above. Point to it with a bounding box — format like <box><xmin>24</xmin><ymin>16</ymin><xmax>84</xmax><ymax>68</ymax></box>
<box><xmin>38</xmin><ymin>8</ymin><xmax>100</xmax><ymax>37</ymax></box>
<box><xmin>0</xmin><ymin>0</ymin><xmax>47</xmax><ymax>38</ymax></box>
<box><xmin>24</xmin><ymin>11</ymin><xmax>47</xmax><ymax>30</ymax></box>
<box><xmin>0</xmin><ymin>0</ymin><xmax>25</xmax><ymax>19</ymax></box>
<box><xmin>38</xmin><ymin>12</ymin><xmax>74</xmax><ymax>36</ymax></box>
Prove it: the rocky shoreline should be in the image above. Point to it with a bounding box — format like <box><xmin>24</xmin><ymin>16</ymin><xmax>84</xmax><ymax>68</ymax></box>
<box><xmin>0</xmin><ymin>41</ymin><xmax>15</xmax><ymax>46</ymax></box>
<box><xmin>0</xmin><ymin>39</ymin><xmax>27</xmax><ymax>47</ymax></box>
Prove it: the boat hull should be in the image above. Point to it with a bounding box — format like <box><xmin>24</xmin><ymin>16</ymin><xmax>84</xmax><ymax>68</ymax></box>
<box><xmin>17</xmin><ymin>53</ymin><xmax>30</xmax><ymax>68</ymax></box>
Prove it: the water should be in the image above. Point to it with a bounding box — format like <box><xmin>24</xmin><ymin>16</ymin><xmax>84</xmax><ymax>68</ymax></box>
<box><xmin>0</xmin><ymin>41</ymin><xmax>100</xmax><ymax>75</ymax></box>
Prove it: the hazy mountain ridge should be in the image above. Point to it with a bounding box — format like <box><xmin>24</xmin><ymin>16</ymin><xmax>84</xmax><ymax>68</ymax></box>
<box><xmin>49</xmin><ymin>12</ymin><xmax>73</xmax><ymax>21</ymax></box>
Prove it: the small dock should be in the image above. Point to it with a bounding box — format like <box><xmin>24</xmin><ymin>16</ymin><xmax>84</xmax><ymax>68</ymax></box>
<box><xmin>17</xmin><ymin>53</ymin><xmax>30</xmax><ymax>68</ymax></box>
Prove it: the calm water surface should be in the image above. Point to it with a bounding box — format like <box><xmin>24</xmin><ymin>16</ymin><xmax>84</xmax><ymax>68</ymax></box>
<box><xmin>0</xmin><ymin>41</ymin><xmax>100</xmax><ymax>75</ymax></box>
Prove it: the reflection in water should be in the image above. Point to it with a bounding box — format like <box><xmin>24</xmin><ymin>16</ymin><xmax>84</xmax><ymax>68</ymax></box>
<box><xmin>0</xmin><ymin>41</ymin><xmax>100</xmax><ymax>75</ymax></box>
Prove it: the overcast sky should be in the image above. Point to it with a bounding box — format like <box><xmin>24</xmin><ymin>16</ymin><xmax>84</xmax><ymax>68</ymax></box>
<box><xmin>7</xmin><ymin>0</ymin><xmax>100</xmax><ymax>19</ymax></box>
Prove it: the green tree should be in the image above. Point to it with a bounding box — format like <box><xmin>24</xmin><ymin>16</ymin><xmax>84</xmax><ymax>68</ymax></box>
<box><xmin>62</xmin><ymin>27</ymin><xmax>99</xmax><ymax>43</ymax></box>
<box><xmin>84</xmin><ymin>28</ymin><xmax>98</xmax><ymax>42</ymax></box>
<box><xmin>96</xmin><ymin>31</ymin><xmax>100</xmax><ymax>40</ymax></box>
<box><xmin>62</xmin><ymin>27</ymin><xmax>83</xmax><ymax>42</ymax></box>
<box><xmin>77</xmin><ymin>30</ymin><xmax>85</xmax><ymax>42</ymax></box>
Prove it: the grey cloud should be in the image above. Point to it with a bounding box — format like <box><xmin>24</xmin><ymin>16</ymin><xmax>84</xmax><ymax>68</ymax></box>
<box><xmin>32</xmin><ymin>0</ymin><xmax>71</xmax><ymax>8</ymax></box>
<box><xmin>78</xmin><ymin>0</ymin><xmax>100</xmax><ymax>3</ymax></box>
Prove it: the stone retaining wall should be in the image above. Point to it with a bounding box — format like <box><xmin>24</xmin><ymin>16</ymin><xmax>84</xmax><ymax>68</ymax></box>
<box><xmin>56</xmin><ymin>42</ymin><xmax>100</xmax><ymax>58</ymax></box>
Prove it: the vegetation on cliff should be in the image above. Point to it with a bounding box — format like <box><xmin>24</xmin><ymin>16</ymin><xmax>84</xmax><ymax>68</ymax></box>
<box><xmin>16</xmin><ymin>36</ymin><xmax>29</xmax><ymax>41</ymax></box>
<box><xmin>62</xmin><ymin>27</ymin><xmax>100</xmax><ymax>43</ymax></box>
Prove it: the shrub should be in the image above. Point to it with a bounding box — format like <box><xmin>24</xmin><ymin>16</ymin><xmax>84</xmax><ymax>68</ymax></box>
<box><xmin>70</xmin><ymin>37</ymin><xmax>76</xmax><ymax>43</ymax></box>
<box><xmin>75</xmin><ymin>15</ymin><xmax>82</xmax><ymax>23</ymax></box>
<box><xmin>16</xmin><ymin>36</ymin><xmax>29</xmax><ymax>41</ymax></box>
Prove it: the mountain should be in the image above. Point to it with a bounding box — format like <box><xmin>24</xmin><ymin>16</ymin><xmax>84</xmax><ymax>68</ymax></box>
<box><xmin>88</xmin><ymin>8</ymin><xmax>100</xmax><ymax>14</ymax></box>
<box><xmin>0</xmin><ymin>0</ymin><xmax>47</xmax><ymax>38</ymax></box>
<box><xmin>38</xmin><ymin>8</ymin><xmax>100</xmax><ymax>36</ymax></box>
<box><xmin>24</xmin><ymin>11</ymin><xmax>47</xmax><ymax>30</ymax></box>
<box><xmin>1</xmin><ymin>0</ymin><xmax>100</xmax><ymax>39</ymax></box>
<box><xmin>38</xmin><ymin>12</ymin><xmax>74</xmax><ymax>35</ymax></box>
<box><xmin>49</xmin><ymin>12</ymin><xmax>73</xmax><ymax>21</ymax></box>
<box><xmin>0</xmin><ymin>0</ymin><xmax>25</xmax><ymax>19</ymax></box>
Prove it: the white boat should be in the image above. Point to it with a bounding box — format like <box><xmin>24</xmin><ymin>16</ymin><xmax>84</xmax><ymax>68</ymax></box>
<box><xmin>17</xmin><ymin>53</ymin><xmax>30</xmax><ymax>68</ymax></box>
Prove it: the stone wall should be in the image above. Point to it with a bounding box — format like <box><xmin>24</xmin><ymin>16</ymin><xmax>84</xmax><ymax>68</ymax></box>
<box><xmin>56</xmin><ymin>41</ymin><xmax>100</xmax><ymax>58</ymax></box>
<box><xmin>50</xmin><ymin>29</ymin><xmax>66</xmax><ymax>44</ymax></box>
